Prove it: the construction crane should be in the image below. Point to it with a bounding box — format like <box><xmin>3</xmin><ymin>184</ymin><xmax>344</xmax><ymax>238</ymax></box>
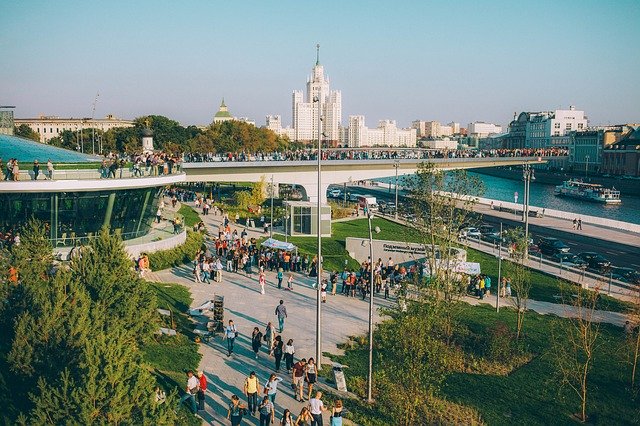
<box><xmin>91</xmin><ymin>92</ymin><xmax>99</xmax><ymax>154</ymax></box>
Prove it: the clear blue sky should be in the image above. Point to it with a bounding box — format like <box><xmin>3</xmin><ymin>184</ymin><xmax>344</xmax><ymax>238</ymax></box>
<box><xmin>1</xmin><ymin>0</ymin><xmax>639</xmax><ymax>128</ymax></box>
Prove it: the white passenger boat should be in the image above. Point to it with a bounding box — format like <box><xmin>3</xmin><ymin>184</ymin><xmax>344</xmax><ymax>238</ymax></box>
<box><xmin>554</xmin><ymin>179</ymin><xmax>621</xmax><ymax>204</ymax></box>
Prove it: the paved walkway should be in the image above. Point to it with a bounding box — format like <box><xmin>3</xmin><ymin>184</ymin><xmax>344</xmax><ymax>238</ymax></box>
<box><xmin>148</xmin><ymin>204</ymin><xmax>633</xmax><ymax>425</ymax></box>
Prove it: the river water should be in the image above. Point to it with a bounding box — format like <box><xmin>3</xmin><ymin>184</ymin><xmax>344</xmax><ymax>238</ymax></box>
<box><xmin>376</xmin><ymin>173</ymin><xmax>640</xmax><ymax>225</ymax></box>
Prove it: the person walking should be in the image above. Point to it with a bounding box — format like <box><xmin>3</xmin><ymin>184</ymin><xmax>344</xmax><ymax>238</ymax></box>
<box><xmin>46</xmin><ymin>159</ymin><xmax>54</xmax><ymax>180</ymax></box>
<box><xmin>577</xmin><ymin>218</ymin><xmax>583</xmax><ymax>230</ymax></box>
<box><xmin>292</xmin><ymin>358</ymin><xmax>307</xmax><ymax>402</ymax></box>
<box><xmin>287</xmin><ymin>273</ymin><xmax>294</xmax><ymax>291</ymax></box>
<box><xmin>224</xmin><ymin>319</ymin><xmax>238</xmax><ymax>357</ymax></box>
<box><xmin>275</xmin><ymin>299</ymin><xmax>287</xmax><ymax>332</ymax></box>
<box><xmin>32</xmin><ymin>160</ymin><xmax>40</xmax><ymax>180</ymax></box>
<box><xmin>572</xmin><ymin>218</ymin><xmax>577</xmax><ymax>230</ymax></box>
<box><xmin>330</xmin><ymin>400</ymin><xmax>344</xmax><ymax>426</ymax></box>
<box><xmin>265</xmin><ymin>322</ymin><xmax>276</xmax><ymax>355</ymax></box>
<box><xmin>177</xmin><ymin>370</ymin><xmax>198</xmax><ymax>415</ymax></box>
<box><xmin>305</xmin><ymin>358</ymin><xmax>318</xmax><ymax>400</ymax></box>
<box><xmin>251</xmin><ymin>327</ymin><xmax>263</xmax><ymax>359</ymax></box>
<box><xmin>196</xmin><ymin>370</ymin><xmax>207</xmax><ymax>411</ymax></box>
<box><xmin>227</xmin><ymin>394</ymin><xmax>247</xmax><ymax>426</ymax></box>
<box><xmin>264</xmin><ymin>373</ymin><xmax>283</xmax><ymax>404</ymax></box>
<box><xmin>295</xmin><ymin>407</ymin><xmax>313</xmax><ymax>426</ymax></box>
<box><xmin>244</xmin><ymin>371</ymin><xmax>260</xmax><ymax>416</ymax></box>
<box><xmin>277</xmin><ymin>267</ymin><xmax>284</xmax><ymax>289</ymax></box>
<box><xmin>308</xmin><ymin>391</ymin><xmax>328</xmax><ymax>426</ymax></box>
<box><xmin>259</xmin><ymin>270</ymin><xmax>266</xmax><ymax>294</ymax></box>
<box><xmin>281</xmin><ymin>408</ymin><xmax>295</xmax><ymax>426</ymax></box>
<box><xmin>321</xmin><ymin>280</ymin><xmax>327</xmax><ymax>303</ymax></box>
<box><xmin>284</xmin><ymin>339</ymin><xmax>295</xmax><ymax>373</ymax></box>
<box><xmin>272</xmin><ymin>335</ymin><xmax>284</xmax><ymax>371</ymax></box>
<box><xmin>258</xmin><ymin>395</ymin><xmax>275</xmax><ymax>426</ymax></box>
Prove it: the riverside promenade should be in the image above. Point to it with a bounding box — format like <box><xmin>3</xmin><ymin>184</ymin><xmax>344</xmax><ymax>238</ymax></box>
<box><xmin>147</xmin><ymin>205</ymin><xmax>633</xmax><ymax>425</ymax></box>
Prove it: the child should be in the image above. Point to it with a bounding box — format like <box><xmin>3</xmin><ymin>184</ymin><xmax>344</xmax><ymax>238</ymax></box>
<box><xmin>321</xmin><ymin>280</ymin><xmax>327</xmax><ymax>303</ymax></box>
<box><xmin>287</xmin><ymin>273</ymin><xmax>293</xmax><ymax>291</ymax></box>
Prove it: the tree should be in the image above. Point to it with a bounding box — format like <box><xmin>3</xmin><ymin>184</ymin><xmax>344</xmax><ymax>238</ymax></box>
<box><xmin>14</xmin><ymin>124</ymin><xmax>40</xmax><ymax>142</ymax></box>
<box><xmin>251</xmin><ymin>175</ymin><xmax>267</xmax><ymax>206</ymax></box>
<box><xmin>553</xmin><ymin>282</ymin><xmax>602</xmax><ymax>423</ymax></box>
<box><xmin>406</xmin><ymin>163</ymin><xmax>484</xmax><ymax>344</ymax></box>
<box><xmin>625</xmin><ymin>286</ymin><xmax>640</xmax><ymax>390</ymax></box>
<box><xmin>505</xmin><ymin>227</ymin><xmax>531</xmax><ymax>339</ymax></box>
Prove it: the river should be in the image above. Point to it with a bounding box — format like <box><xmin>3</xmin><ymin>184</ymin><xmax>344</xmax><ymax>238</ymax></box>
<box><xmin>375</xmin><ymin>172</ymin><xmax>640</xmax><ymax>225</ymax></box>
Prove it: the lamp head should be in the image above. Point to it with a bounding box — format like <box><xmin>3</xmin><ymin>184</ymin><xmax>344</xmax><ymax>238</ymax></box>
<box><xmin>374</xmin><ymin>226</ymin><xmax>381</xmax><ymax>234</ymax></box>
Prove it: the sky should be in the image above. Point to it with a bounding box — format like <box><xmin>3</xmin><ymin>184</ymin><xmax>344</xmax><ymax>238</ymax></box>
<box><xmin>1</xmin><ymin>0</ymin><xmax>639</xmax><ymax>129</ymax></box>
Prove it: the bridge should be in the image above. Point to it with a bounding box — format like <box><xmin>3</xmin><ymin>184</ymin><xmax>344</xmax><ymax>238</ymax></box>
<box><xmin>182</xmin><ymin>156</ymin><xmax>564</xmax><ymax>202</ymax></box>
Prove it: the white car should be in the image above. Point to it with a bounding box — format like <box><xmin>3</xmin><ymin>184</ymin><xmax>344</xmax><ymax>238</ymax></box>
<box><xmin>328</xmin><ymin>189</ymin><xmax>342</xmax><ymax>198</ymax></box>
<box><xmin>459</xmin><ymin>227</ymin><xmax>482</xmax><ymax>239</ymax></box>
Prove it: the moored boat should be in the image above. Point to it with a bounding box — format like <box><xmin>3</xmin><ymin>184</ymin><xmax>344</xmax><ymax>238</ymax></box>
<box><xmin>553</xmin><ymin>179</ymin><xmax>621</xmax><ymax>204</ymax></box>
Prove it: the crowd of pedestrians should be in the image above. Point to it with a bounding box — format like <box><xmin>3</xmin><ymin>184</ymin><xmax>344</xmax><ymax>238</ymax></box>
<box><xmin>183</xmin><ymin>147</ymin><xmax>568</xmax><ymax>163</ymax></box>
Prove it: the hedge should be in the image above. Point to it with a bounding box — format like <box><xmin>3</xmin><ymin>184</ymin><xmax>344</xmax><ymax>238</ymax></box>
<box><xmin>148</xmin><ymin>230</ymin><xmax>205</xmax><ymax>271</ymax></box>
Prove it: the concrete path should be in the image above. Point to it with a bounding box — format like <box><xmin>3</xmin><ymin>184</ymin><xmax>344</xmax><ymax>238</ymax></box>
<box><xmin>148</xmin><ymin>203</ymin><xmax>633</xmax><ymax>425</ymax></box>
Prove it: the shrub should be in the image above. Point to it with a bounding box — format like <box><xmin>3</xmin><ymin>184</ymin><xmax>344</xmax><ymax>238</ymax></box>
<box><xmin>178</xmin><ymin>204</ymin><xmax>200</xmax><ymax>228</ymax></box>
<box><xmin>484</xmin><ymin>321</ymin><xmax>516</xmax><ymax>360</ymax></box>
<box><xmin>148</xmin><ymin>231</ymin><xmax>204</xmax><ymax>271</ymax></box>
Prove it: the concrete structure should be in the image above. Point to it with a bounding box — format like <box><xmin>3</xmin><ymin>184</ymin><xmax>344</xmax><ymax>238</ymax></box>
<box><xmin>467</xmin><ymin>121</ymin><xmax>502</xmax><ymax>138</ymax></box>
<box><xmin>0</xmin><ymin>106</ymin><xmax>15</xmax><ymax>135</ymax></box>
<box><xmin>283</xmin><ymin>200</ymin><xmax>331</xmax><ymax>237</ymax></box>
<box><xmin>182</xmin><ymin>154</ymin><xmax>562</xmax><ymax>204</ymax></box>
<box><xmin>14</xmin><ymin>114</ymin><xmax>134</xmax><ymax>143</ymax></box>
<box><xmin>346</xmin><ymin>237</ymin><xmax>466</xmax><ymax>265</ymax></box>
<box><xmin>602</xmin><ymin>127</ymin><xmax>640</xmax><ymax>177</ymax></box>
<box><xmin>349</xmin><ymin>117</ymin><xmax>417</xmax><ymax>147</ymax></box>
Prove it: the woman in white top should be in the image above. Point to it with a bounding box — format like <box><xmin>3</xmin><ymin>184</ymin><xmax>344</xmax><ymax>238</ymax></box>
<box><xmin>305</xmin><ymin>357</ymin><xmax>317</xmax><ymax>400</ymax></box>
<box><xmin>264</xmin><ymin>373</ymin><xmax>283</xmax><ymax>404</ymax></box>
<box><xmin>284</xmin><ymin>339</ymin><xmax>295</xmax><ymax>373</ymax></box>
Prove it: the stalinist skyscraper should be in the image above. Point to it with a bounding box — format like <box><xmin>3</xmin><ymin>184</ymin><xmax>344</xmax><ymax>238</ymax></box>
<box><xmin>291</xmin><ymin>45</ymin><xmax>342</xmax><ymax>144</ymax></box>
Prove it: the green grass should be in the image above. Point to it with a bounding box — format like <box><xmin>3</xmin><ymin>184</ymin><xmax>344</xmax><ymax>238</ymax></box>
<box><xmin>144</xmin><ymin>282</ymin><xmax>201</xmax><ymax>425</ymax></box>
<box><xmin>292</xmin><ymin>218</ymin><xmax>630</xmax><ymax>313</ymax></box>
<box><xmin>178</xmin><ymin>204</ymin><xmax>201</xmax><ymax>228</ymax></box>
<box><xmin>324</xmin><ymin>304</ymin><xmax>639</xmax><ymax>425</ymax></box>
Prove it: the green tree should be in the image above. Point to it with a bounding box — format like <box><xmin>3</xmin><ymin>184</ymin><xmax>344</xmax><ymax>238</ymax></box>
<box><xmin>14</xmin><ymin>124</ymin><xmax>40</xmax><ymax>142</ymax></box>
<box><xmin>505</xmin><ymin>227</ymin><xmax>531</xmax><ymax>339</ymax></box>
<box><xmin>251</xmin><ymin>175</ymin><xmax>267</xmax><ymax>206</ymax></box>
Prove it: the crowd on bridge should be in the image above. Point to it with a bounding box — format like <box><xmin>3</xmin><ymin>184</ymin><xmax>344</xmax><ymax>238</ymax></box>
<box><xmin>182</xmin><ymin>147</ymin><xmax>568</xmax><ymax>163</ymax></box>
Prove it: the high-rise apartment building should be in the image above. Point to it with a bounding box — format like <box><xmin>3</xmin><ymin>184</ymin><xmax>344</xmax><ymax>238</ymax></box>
<box><xmin>467</xmin><ymin>121</ymin><xmax>503</xmax><ymax>138</ymax></box>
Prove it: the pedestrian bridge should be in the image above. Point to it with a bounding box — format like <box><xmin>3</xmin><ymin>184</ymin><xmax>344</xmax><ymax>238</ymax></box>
<box><xmin>183</xmin><ymin>156</ymin><xmax>565</xmax><ymax>202</ymax></box>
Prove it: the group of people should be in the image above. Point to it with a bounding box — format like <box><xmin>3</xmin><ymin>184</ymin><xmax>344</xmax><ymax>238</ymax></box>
<box><xmin>182</xmin><ymin>147</ymin><xmax>568</xmax><ymax>164</ymax></box>
<box><xmin>219</xmin><ymin>313</ymin><xmax>343</xmax><ymax>426</ymax></box>
<box><xmin>0</xmin><ymin>158</ymin><xmax>54</xmax><ymax>181</ymax></box>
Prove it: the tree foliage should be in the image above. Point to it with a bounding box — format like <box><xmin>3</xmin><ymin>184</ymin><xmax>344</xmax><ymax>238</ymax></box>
<box><xmin>505</xmin><ymin>227</ymin><xmax>531</xmax><ymax>339</ymax></box>
<box><xmin>0</xmin><ymin>222</ymin><xmax>176</xmax><ymax>423</ymax></box>
<box><xmin>14</xmin><ymin>124</ymin><xmax>41</xmax><ymax>142</ymax></box>
<box><xmin>192</xmin><ymin>120</ymin><xmax>289</xmax><ymax>154</ymax></box>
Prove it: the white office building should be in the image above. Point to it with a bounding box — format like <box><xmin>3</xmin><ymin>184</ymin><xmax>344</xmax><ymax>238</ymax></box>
<box><xmin>525</xmin><ymin>106</ymin><xmax>587</xmax><ymax>149</ymax></box>
<box><xmin>467</xmin><ymin>121</ymin><xmax>503</xmax><ymax>138</ymax></box>
<box><xmin>347</xmin><ymin>116</ymin><xmax>416</xmax><ymax>147</ymax></box>
<box><xmin>14</xmin><ymin>115</ymin><xmax>134</xmax><ymax>143</ymax></box>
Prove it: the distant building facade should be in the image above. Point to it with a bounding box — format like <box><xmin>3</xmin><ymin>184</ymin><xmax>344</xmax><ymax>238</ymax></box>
<box><xmin>505</xmin><ymin>106</ymin><xmax>587</xmax><ymax>150</ymax></box>
<box><xmin>568</xmin><ymin>130</ymin><xmax>603</xmax><ymax>173</ymax></box>
<box><xmin>14</xmin><ymin>114</ymin><xmax>134</xmax><ymax>143</ymax></box>
<box><xmin>0</xmin><ymin>106</ymin><xmax>15</xmax><ymax>135</ymax></box>
<box><xmin>347</xmin><ymin>116</ymin><xmax>416</xmax><ymax>148</ymax></box>
<box><xmin>467</xmin><ymin>121</ymin><xmax>503</xmax><ymax>138</ymax></box>
<box><xmin>602</xmin><ymin>127</ymin><xmax>640</xmax><ymax>177</ymax></box>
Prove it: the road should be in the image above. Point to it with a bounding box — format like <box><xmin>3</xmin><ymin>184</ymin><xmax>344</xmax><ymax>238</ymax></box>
<box><xmin>330</xmin><ymin>184</ymin><xmax>640</xmax><ymax>273</ymax></box>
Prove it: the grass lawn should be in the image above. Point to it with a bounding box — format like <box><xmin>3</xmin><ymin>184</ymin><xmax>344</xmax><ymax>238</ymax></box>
<box><xmin>322</xmin><ymin>304</ymin><xmax>639</xmax><ymax>425</ymax></box>
<box><xmin>178</xmin><ymin>204</ymin><xmax>201</xmax><ymax>228</ymax></box>
<box><xmin>277</xmin><ymin>218</ymin><xmax>631</xmax><ymax>313</ymax></box>
<box><xmin>144</xmin><ymin>282</ymin><xmax>202</xmax><ymax>425</ymax></box>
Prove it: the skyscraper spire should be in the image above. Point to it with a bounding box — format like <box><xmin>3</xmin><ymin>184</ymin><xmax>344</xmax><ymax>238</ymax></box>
<box><xmin>316</xmin><ymin>43</ymin><xmax>320</xmax><ymax>65</ymax></box>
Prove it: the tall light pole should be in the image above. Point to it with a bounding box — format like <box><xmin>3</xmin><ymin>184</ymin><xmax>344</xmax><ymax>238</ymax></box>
<box><xmin>393</xmin><ymin>160</ymin><xmax>400</xmax><ymax>220</ymax></box>
<box><xmin>585</xmin><ymin>155</ymin><xmax>590</xmax><ymax>179</ymax></box>
<box><xmin>366</xmin><ymin>211</ymin><xmax>380</xmax><ymax>403</ymax></box>
<box><xmin>314</xmin><ymin>43</ymin><xmax>323</xmax><ymax>366</ymax></box>
<box><xmin>496</xmin><ymin>222</ymin><xmax>503</xmax><ymax>312</ymax></box>
<box><xmin>522</xmin><ymin>164</ymin><xmax>534</xmax><ymax>259</ymax></box>
<box><xmin>270</xmin><ymin>175</ymin><xmax>274</xmax><ymax>238</ymax></box>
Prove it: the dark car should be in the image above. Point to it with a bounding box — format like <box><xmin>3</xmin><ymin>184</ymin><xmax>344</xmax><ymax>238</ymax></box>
<box><xmin>553</xmin><ymin>253</ymin><xmax>588</xmax><ymax>268</ymax></box>
<box><xmin>481</xmin><ymin>232</ymin><xmax>504</xmax><ymax>245</ymax></box>
<box><xmin>479</xmin><ymin>224</ymin><xmax>495</xmax><ymax>235</ymax></box>
<box><xmin>538</xmin><ymin>237</ymin><xmax>571</xmax><ymax>255</ymax></box>
<box><xmin>610</xmin><ymin>267</ymin><xmax>640</xmax><ymax>284</ymax></box>
<box><xmin>576</xmin><ymin>252</ymin><xmax>611</xmax><ymax>272</ymax></box>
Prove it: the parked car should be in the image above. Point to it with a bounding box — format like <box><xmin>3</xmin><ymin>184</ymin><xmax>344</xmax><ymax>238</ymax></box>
<box><xmin>576</xmin><ymin>252</ymin><xmax>611</xmax><ymax>272</ymax></box>
<box><xmin>553</xmin><ymin>253</ymin><xmax>588</xmax><ymax>268</ymax></box>
<box><xmin>478</xmin><ymin>224</ymin><xmax>495</xmax><ymax>235</ymax></box>
<box><xmin>481</xmin><ymin>232</ymin><xmax>504</xmax><ymax>245</ymax></box>
<box><xmin>459</xmin><ymin>227</ymin><xmax>482</xmax><ymax>239</ymax></box>
<box><xmin>610</xmin><ymin>267</ymin><xmax>640</xmax><ymax>285</ymax></box>
<box><xmin>327</xmin><ymin>188</ymin><xmax>342</xmax><ymax>198</ymax></box>
<box><xmin>538</xmin><ymin>237</ymin><xmax>571</xmax><ymax>255</ymax></box>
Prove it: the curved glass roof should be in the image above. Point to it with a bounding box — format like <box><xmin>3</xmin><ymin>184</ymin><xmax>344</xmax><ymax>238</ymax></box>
<box><xmin>0</xmin><ymin>134</ymin><xmax>99</xmax><ymax>163</ymax></box>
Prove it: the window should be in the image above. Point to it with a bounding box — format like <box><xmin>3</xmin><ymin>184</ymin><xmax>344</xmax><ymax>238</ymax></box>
<box><xmin>555</xmin><ymin>123</ymin><xmax>560</xmax><ymax>129</ymax></box>
<box><xmin>577</xmin><ymin>123</ymin><xmax>584</xmax><ymax>129</ymax></box>
<box><xmin>565</xmin><ymin>123</ymin><xmax>572</xmax><ymax>130</ymax></box>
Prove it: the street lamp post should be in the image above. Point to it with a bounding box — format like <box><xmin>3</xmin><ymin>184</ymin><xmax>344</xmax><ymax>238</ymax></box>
<box><xmin>270</xmin><ymin>175</ymin><xmax>274</xmax><ymax>238</ymax></box>
<box><xmin>393</xmin><ymin>160</ymin><xmax>400</xmax><ymax>220</ymax></box>
<box><xmin>522</xmin><ymin>164</ymin><xmax>534</xmax><ymax>259</ymax></box>
<box><xmin>366</xmin><ymin>211</ymin><xmax>380</xmax><ymax>403</ymax></box>
<box><xmin>313</xmin><ymin>49</ymin><xmax>323</xmax><ymax>366</ymax></box>
<box><xmin>285</xmin><ymin>214</ymin><xmax>290</xmax><ymax>243</ymax></box>
<box><xmin>496</xmin><ymin>222</ymin><xmax>503</xmax><ymax>312</ymax></box>
<box><xmin>585</xmin><ymin>155</ymin><xmax>590</xmax><ymax>179</ymax></box>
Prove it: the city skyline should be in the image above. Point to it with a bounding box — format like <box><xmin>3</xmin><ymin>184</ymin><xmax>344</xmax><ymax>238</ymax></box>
<box><xmin>1</xmin><ymin>1</ymin><xmax>639</xmax><ymax>128</ymax></box>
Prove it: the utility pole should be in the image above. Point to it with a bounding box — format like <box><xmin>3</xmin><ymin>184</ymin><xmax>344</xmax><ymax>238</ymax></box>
<box><xmin>270</xmin><ymin>175</ymin><xmax>274</xmax><ymax>238</ymax></box>
<box><xmin>394</xmin><ymin>160</ymin><xmax>399</xmax><ymax>220</ymax></box>
<box><xmin>496</xmin><ymin>222</ymin><xmax>503</xmax><ymax>312</ymax></box>
<box><xmin>91</xmin><ymin>92</ymin><xmax>99</xmax><ymax>155</ymax></box>
<box><xmin>314</xmin><ymin>43</ymin><xmax>323</xmax><ymax>367</ymax></box>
